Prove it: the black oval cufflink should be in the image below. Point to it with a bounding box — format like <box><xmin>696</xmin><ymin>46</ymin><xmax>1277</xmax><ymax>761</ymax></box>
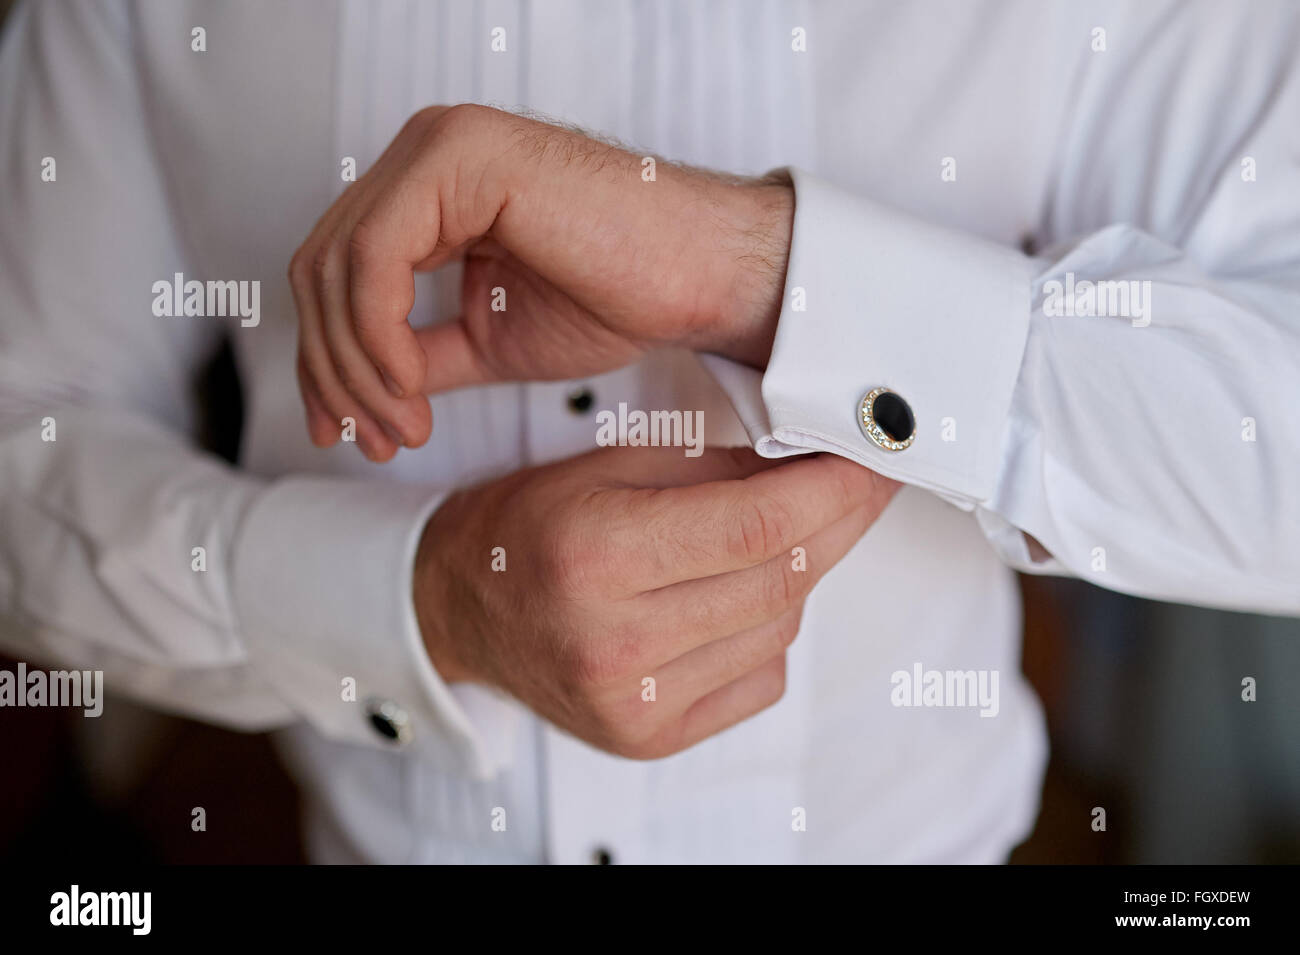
<box><xmin>365</xmin><ymin>697</ymin><xmax>412</xmax><ymax>745</ymax></box>
<box><xmin>859</xmin><ymin>387</ymin><xmax>915</xmax><ymax>452</ymax></box>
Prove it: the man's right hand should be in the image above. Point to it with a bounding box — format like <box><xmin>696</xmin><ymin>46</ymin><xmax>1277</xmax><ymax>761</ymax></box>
<box><xmin>414</xmin><ymin>446</ymin><xmax>898</xmax><ymax>760</ymax></box>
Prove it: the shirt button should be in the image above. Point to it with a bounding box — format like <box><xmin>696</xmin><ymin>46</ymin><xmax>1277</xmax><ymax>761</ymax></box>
<box><xmin>365</xmin><ymin>697</ymin><xmax>412</xmax><ymax>745</ymax></box>
<box><xmin>591</xmin><ymin>846</ymin><xmax>614</xmax><ymax>865</ymax></box>
<box><xmin>858</xmin><ymin>386</ymin><xmax>915</xmax><ymax>452</ymax></box>
<box><xmin>566</xmin><ymin>386</ymin><xmax>595</xmax><ymax>414</ymax></box>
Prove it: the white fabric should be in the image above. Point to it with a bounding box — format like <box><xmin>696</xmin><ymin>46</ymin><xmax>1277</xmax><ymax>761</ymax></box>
<box><xmin>1</xmin><ymin>0</ymin><xmax>1296</xmax><ymax>863</ymax></box>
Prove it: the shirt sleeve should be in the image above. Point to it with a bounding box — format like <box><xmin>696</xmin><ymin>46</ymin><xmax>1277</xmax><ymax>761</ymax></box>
<box><xmin>703</xmin><ymin>29</ymin><xmax>1300</xmax><ymax>616</ymax></box>
<box><xmin>0</xmin><ymin>0</ymin><xmax>506</xmax><ymax>778</ymax></box>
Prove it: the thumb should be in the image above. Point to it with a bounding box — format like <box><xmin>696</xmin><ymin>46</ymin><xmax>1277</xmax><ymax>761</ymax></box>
<box><xmin>414</xmin><ymin>319</ymin><xmax>498</xmax><ymax>395</ymax></box>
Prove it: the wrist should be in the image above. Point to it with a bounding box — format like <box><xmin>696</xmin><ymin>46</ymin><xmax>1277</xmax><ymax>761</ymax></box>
<box><xmin>412</xmin><ymin>494</ymin><xmax>473</xmax><ymax>685</ymax></box>
<box><xmin>690</xmin><ymin>175</ymin><xmax>794</xmax><ymax>370</ymax></box>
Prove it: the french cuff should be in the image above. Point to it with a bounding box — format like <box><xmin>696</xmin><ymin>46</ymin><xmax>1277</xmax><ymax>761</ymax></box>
<box><xmin>703</xmin><ymin>168</ymin><xmax>1034</xmax><ymax>509</ymax></box>
<box><xmin>229</xmin><ymin>475</ymin><xmax>516</xmax><ymax>780</ymax></box>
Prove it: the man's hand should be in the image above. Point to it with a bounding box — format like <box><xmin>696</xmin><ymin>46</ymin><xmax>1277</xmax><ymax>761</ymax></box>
<box><xmin>414</xmin><ymin>446</ymin><xmax>898</xmax><ymax>759</ymax></box>
<box><xmin>288</xmin><ymin>104</ymin><xmax>794</xmax><ymax>461</ymax></box>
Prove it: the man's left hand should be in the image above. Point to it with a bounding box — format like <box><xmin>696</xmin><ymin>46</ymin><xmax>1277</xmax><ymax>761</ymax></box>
<box><xmin>288</xmin><ymin>104</ymin><xmax>794</xmax><ymax>460</ymax></box>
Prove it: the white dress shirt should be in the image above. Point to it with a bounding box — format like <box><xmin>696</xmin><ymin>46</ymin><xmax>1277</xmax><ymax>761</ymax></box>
<box><xmin>1</xmin><ymin>0</ymin><xmax>1296</xmax><ymax>863</ymax></box>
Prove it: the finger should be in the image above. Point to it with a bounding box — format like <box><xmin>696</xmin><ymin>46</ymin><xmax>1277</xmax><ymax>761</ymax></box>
<box><xmin>649</xmin><ymin>654</ymin><xmax>787</xmax><ymax>756</ymax></box>
<box><xmin>640</xmin><ymin>500</ymin><xmax>876</xmax><ymax>657</ymax></box>
<box><xmin>410</xmin><ymin>241</ymin><xmax>553</xmax><ymax>397</ymax></box>
<box><xmin>291</xmin><ymin>230</ymin><xmax>347</xmax><ymax>448</ymax></box>
<box><xmin>297</xmin><ymin>355</ymin><xmax>337</xmax><ymax>446</ymax></box>
<box><xmin>412</xmin><ymin>241</ymin><xmax>536</xmax><ymax>396</ymax></box>
<box><xmin>349</xmin><ymin>122</ymin><xmax>494</xmax><ymax>397</ymax></box>
<box><xmin>313</xmin><ymin>117</ymin><xmax>447</xmax><ymax>438</ymax></box>
<box><xmin>413</xmin><ymin>320</ymin><xmax>497</xmax><ymax>395</ymax></box>
<box><xmin>616</xmin><ymin>451</ymin><xmax>896</xmax><ymax>589</ymax></box>
<box><xmin>289</xmin><ymin>107</ymin><xmax>445</xmax><ymax>418</ymax></box>
<box><xmin>317</xmin><ymin>235</ymin><xmax>433</xmax><ymax>447</ymax></box>
<box><xmin>295</xmin><ymin>274</ymin><xmax>399</xmax><ymax>462</ymax></box>
<box><xmin>650</xmin><ymin>602</ymin><xmax>804</xmax><ymax>718</ymax></box>
<box><xmin>289</xmin><ymin>159</ymin><xmax>418</xmax><ymax>457</ymax></box>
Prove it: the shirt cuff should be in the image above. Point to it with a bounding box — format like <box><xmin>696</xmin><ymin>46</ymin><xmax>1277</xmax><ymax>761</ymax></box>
<box><xmin>703</xmin><ymin>167</ymin><xmax>1034</xmax><ymax>511</ymax></box>
<box><xmin>229</xmin><ymin>474</ymin><xmax>517</xmax><ymax>779</ymax></box>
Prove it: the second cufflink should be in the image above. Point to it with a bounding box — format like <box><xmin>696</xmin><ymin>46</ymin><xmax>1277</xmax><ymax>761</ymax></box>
<box><xmin>859</xmin><ymin>387</ymin><xmax>915</xmax><ymax>452</ymax></box>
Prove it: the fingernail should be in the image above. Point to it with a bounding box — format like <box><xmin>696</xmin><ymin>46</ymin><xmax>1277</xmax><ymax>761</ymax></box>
<box><xmin>381</xmin><ymin>368</ymin><xmax>404</xmax><ymax>398</ymax></box>
<box><xmin>380</xmin><ymin>421</ymin><xmax>406</xmax><ymax>447</ymax></box>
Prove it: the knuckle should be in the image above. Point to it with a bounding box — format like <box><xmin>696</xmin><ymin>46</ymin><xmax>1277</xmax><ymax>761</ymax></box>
<box><xmin>764</xmin><ymin>564</ymin><xmax>800</xmax><ymax>613</ymax></box>
<box><xmin>402</xmin><ymin>105</ymin><xmax>443</xmax><ymax>137</ymax></box>
<box><xmin>600</xmin><ymin>631</ymin><xmax>646</xmax><ymax>685</ymax></box>
<box><xmin>287</xmin><ymin>249</ymin><xmax>310</xmax><ymax>293</ymax></box>
<box><xmin>436</xmin><ymin>102</ymin><xmax>490</xmax><ymax>137</ymax></box>
<box><xmin>368</xmin><ymin>441</ymin><xmax>398</xmax><ymax>464</ymax></box>
<box><xmin>309</xmin><ymin>244</ymin><xmax>341</xmax><ymax>290</ymax></box>
<box><xmin>613</xmin><ymin>720</ymin><xmax>678</xmax><ymax>761</ymax></box>
<box><xmin>565</xmin><ymin>668</ymin><xmax>665</xmax><ymax>757</ymax></box>
<box><xmin>406</xmin><ymin>406</ymin><xmax>434</xmax><ymax>447</ymax></box>
<box><xmin>538</xmin><ymin>523</ymin><xmax>586</xmax><ymax>595</ymax></box>
<box><xmin>576</xmin><ymin>647</ymin><xmax>616</xmax><ymax>690</ymax></box>
<box><xmin>622</xmin><ymin>487</ymin><xmax>687</xmax><ymax>571</ymax></box>
<box><xmin>554</xmin><ymin>636</ymin><xmax>598</xmax><ymax>691</ymax></box>
<box><xmin>771</xmin><ymin>654</ymin><xmax>789</xmax><ymax>694</ymax></box>
<box><xmin>827</xmin><ymin>457</ymin><xmax>862</xmax><ymax>509</ymax></box>
<box><xmin>301</xmin><ymin>349</ymin><xmax>331</xmax><ymax>397</ymax></box>
<box><xmin>761</xmin><ymin>657</ymin><xmax>788</xmax><ymax>707</ymax></box>
<box><xmin>774</xmin><ymin>611</ymin><xmax>802</xmax><ymax>650</ymax></box>
<box><xmin>329</xmin><ymin>354</ymin><xmax>360</xmax><ymax>394</ymax></box>
<box><xmin>559</xmin><ymin>632</ymin><xmax>636</xmax><ymax>691</ymax></box>
<box><xmin>726</xmin><ymin>501</ymin><xmax>766</xmax><ymax>563</ymax></box>
<box><xmin>728</xmin><ymin>493</ymin><xmax>795</xmax><ymax>564</ymax></box>
<box><xmin>346</xmin><ymin>221</ymin><xmax>379</xmax><ymax>272</ymax></box>
<box><xmin>538</xmin><ymin>511</ymin><xmax>611</xmax><ymax>600</ymax></box>
<box><xmin>790</xmin><ymin>560</ymin><xmax>818</xmax><ymax>602</ymax></box>
<box><xmin>617</xmin><ymin>736</ymin><xmax>670</xmax><ymax>761</ymax></box>
<box><xmin>295</xmin><ymin>355</ymin><xmax>316</xmax><ymax>394</ymax></box>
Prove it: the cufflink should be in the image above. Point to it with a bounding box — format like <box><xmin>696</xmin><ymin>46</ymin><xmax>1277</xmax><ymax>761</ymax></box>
<box><xmin>858</xmin><ymin>387</ymin><xmax>915</xmax><ymax>452</ymax></box>
<box><xmin>365</xmin><ymin>697</ymin><xmax>412</xmax><ymax>745</ymax></box>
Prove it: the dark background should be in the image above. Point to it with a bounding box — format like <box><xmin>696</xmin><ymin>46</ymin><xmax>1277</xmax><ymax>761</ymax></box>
<box><xmin>2</xmin><ymin>0</ymin><xmax>1296</xmax><ymax>865</ymax></box>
